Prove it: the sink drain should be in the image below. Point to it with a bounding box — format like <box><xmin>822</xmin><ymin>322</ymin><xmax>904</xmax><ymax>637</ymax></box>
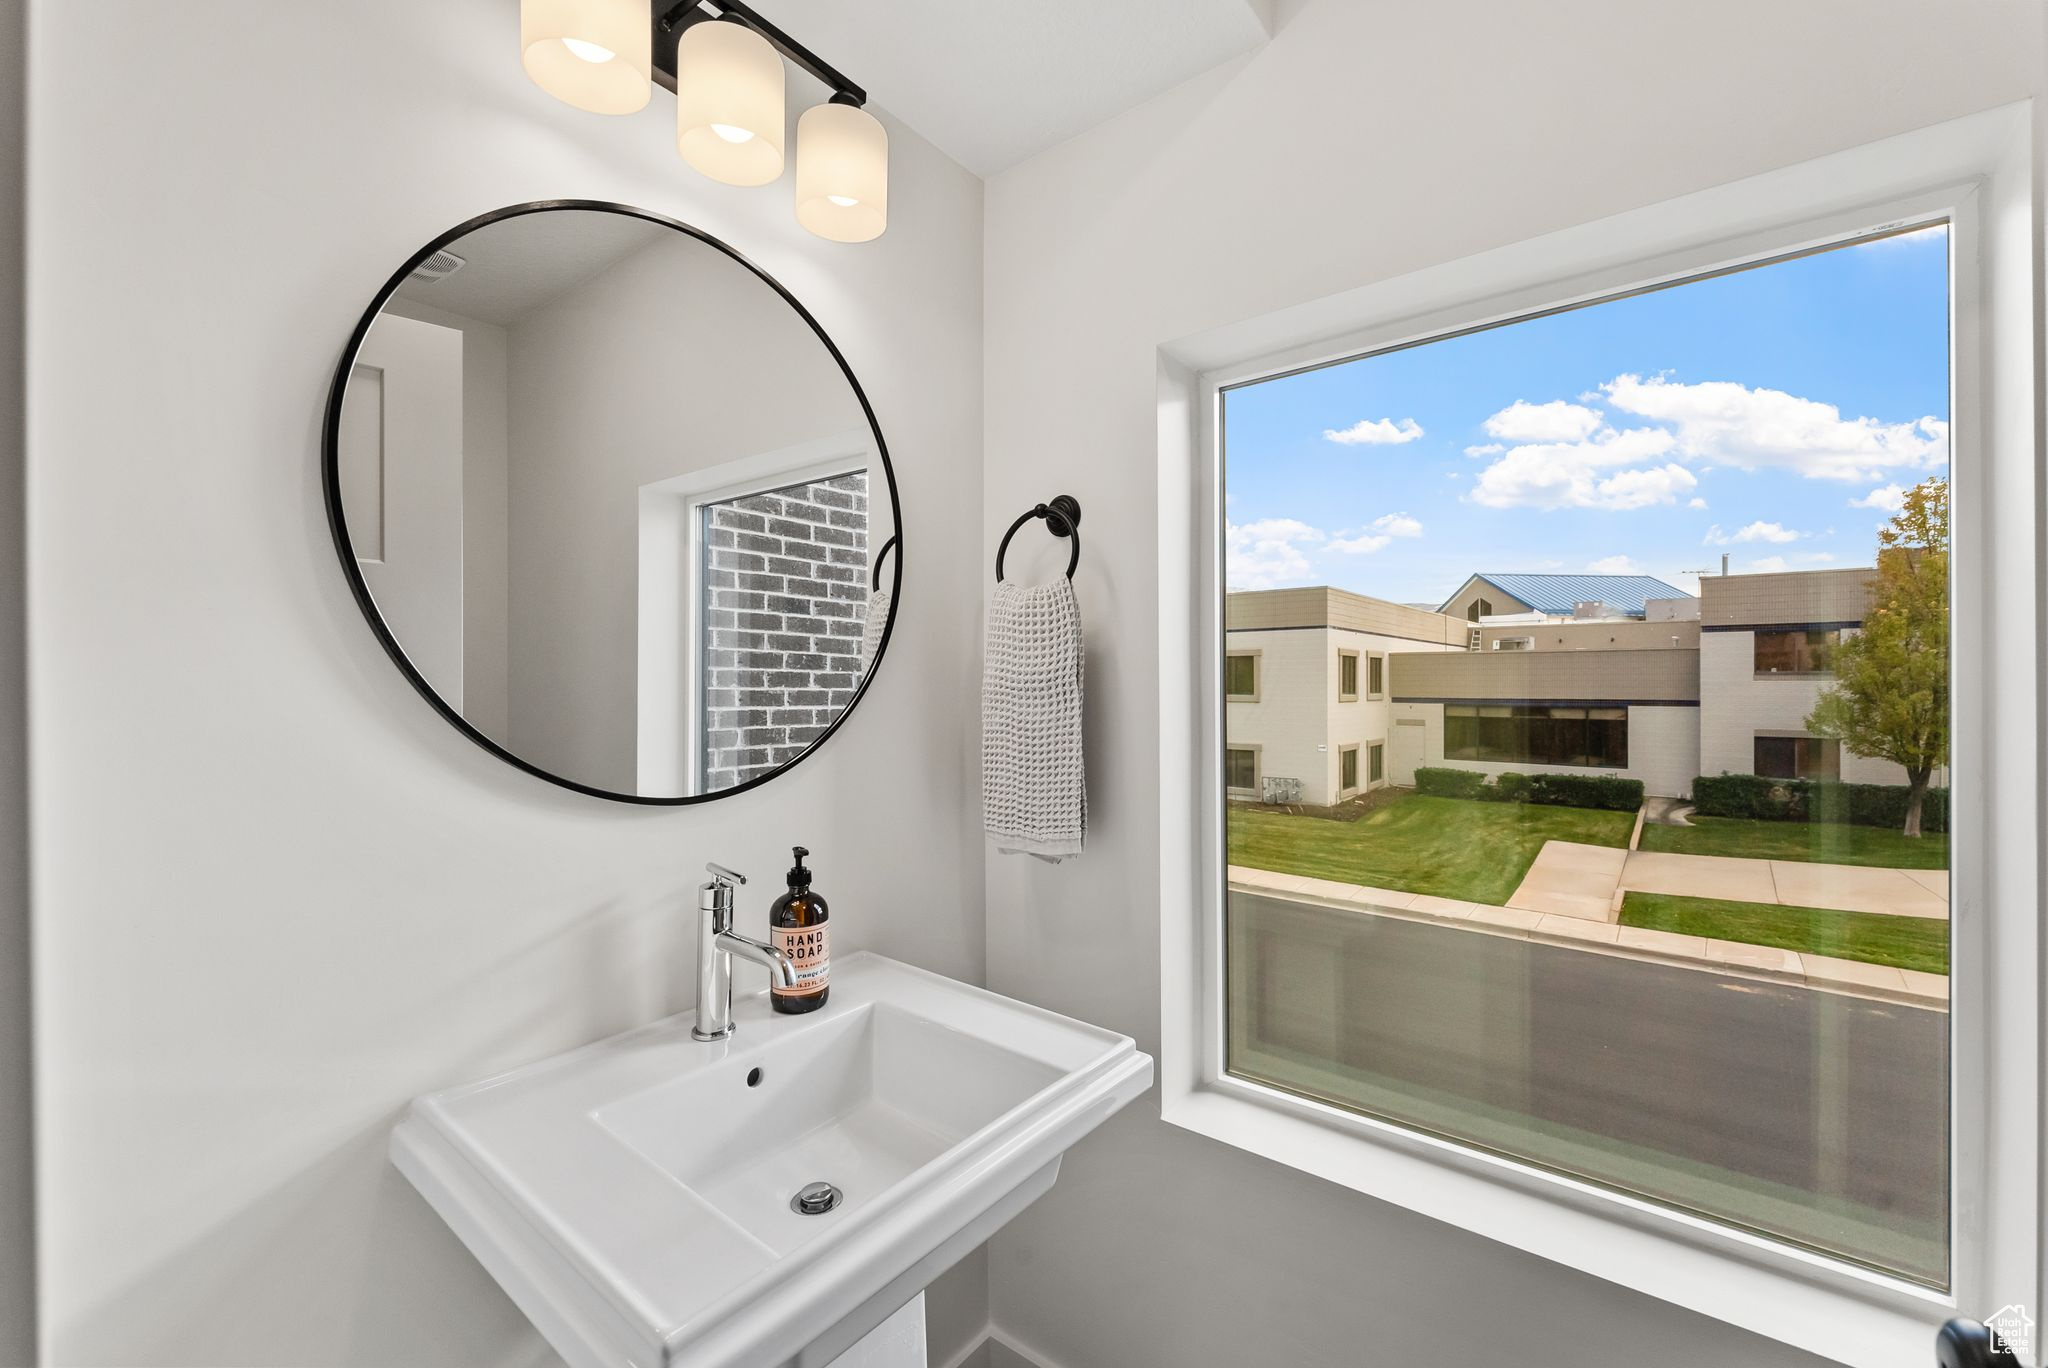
<box><xmin>790</xmin><ymin>1181</ymin><xmax>842</xmax><ymax>1216</ymax></box>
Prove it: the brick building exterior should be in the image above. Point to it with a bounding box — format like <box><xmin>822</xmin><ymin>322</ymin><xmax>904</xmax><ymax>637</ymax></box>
<box><xmin>701</xmin><ymin>471</ymin><xmax>870</xmax><ymax>789</ymax></box>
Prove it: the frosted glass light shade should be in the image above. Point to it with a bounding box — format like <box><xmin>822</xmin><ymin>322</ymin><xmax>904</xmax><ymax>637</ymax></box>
<box><xmin>675</xmin><ymin>21</ymin><xmax>786</xmax><ymax>187</ymax></box>
<box><xmin>520</xmin><ymin>0</ymin><xmax>651</xmax><ymax>115</ymax></box>
<box><xmin>795</xmin><ymin>103</ymin><xmax>888</xmax><ymax>243</ymax></box>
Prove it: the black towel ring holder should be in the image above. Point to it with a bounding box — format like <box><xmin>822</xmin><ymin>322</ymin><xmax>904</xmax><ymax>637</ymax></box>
<box><xmin>871</xmin><ymin>534</ymin><xmax>898</xmax><ymax>592</ymax></box>
<box><xmin>995</xmin><ymin>495</ymin><xmax>1082</xmax><ymax>582</ymax></box>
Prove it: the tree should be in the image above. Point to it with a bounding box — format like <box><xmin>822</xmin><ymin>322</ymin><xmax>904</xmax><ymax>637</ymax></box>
<box><xmin>1806</xmin><ymin>477</ymin><xmax>1948</xmax><ymax>836</ymax></box>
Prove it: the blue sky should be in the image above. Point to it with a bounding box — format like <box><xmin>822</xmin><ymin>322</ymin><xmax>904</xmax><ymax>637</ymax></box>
<box><xmin>1222</xmin><ymin>226</ymin><xmax>1950</xmax><ymax>607</ymax></box>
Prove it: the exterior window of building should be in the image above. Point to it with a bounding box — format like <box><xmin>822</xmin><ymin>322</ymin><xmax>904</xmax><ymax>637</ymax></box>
<box><xmin>1755</xmin><ymin>734</ymin><xmax>1841</xmax><ymax>780</ymax></box>
<box><xmin>1754</xmin><ymin>628</ymin><xmax>1842</xmax><ymax>675</ymax></box>
<box><xmin>1225</xmin><ymin>746</ymin><xmax>1259</xmax><ymax>796</ymax></box>
<box><xmin>1217</xmin><ymin>215</ymin><xmax>1958</xmax><ymax>1296</ymax></box>
<box><xmin>1442</xmin><ymin>704</ymin><xmax>1628</xmax><ymax>768</ymax></box>
<box><xmin>1225</xmin><ymin>651</ymin><xmax>1259</xmax><ymax>701</ymax></box>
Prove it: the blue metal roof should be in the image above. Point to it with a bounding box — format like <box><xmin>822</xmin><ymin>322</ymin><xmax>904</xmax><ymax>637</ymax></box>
<box><xmin>1441</xmin><ymin>572</ymin><xmax>1694</xmax><ymax>619</ymax></box>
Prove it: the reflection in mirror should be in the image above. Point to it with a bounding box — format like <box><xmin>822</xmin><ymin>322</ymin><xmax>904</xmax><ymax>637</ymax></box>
<box><xmin>329</xmin><ymin>205</ymin><xmax>898</xmax><ymax>801</ymax></box>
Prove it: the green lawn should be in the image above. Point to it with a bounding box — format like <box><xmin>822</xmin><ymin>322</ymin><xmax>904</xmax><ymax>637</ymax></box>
<box><xmin>1228</xmin><ymin>794</ymin><xmax>1633</xmax><ymax>906</ymax></box>
<box><xmin>1638</xmin><ymin>815</ymin><xmax>1948</xmax><ymax>870</ymax></box>
<box><xmin>1620</xmin><ymin>891</ymin><xmax>1948</xmax><ymax>975</ymax></box>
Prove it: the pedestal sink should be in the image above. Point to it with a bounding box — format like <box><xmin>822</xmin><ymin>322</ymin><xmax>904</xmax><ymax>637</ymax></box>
<box><xmin>391</xmin><ymin>952</ymin><xmax>1152</xmax><ymax>1368</ymax></box>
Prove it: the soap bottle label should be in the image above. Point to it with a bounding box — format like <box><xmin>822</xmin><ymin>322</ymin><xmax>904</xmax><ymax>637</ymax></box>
<box><xmin>771</xmin><ymin>924</ymin><xmax>829</xmax><ymax>995</ymax></box>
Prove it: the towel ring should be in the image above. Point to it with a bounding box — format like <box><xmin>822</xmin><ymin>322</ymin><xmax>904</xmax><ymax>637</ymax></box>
<box><xmin>871</xmin><ymin>534</ymin><xmax>898</xmax><ymax>592</ymax></box>
<box><xmin>995</xmin><ymin>495</ymin><xmax>1082</xmax><ymax>582</ymax></box>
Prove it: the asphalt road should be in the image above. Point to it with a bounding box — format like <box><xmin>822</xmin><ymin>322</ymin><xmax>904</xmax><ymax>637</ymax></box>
<box><xmin>1230</xmin><ymin>891</ymin><xmax>1949</xmax><ymax>1276</ymax></box>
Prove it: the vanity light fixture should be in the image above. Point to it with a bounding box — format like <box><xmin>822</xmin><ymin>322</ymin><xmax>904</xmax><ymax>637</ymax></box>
<box><xmin>673</xmin><ymin>18</ymin><xmax>785</xmax><ymax>187</ymax></box>
<box><xmin>524</xmin><ymin>0</ymin><xmax>888</xmax><ymax>241</ymax></box>
<box><xmin>521</xmin><ymin>0</ymin><xmax>653</xmax><ymax>115</ymax></box>
<box><xmin>795</xmin><ymin>97</ymin><xmax>889</xmax><ymax>243</ymax></box>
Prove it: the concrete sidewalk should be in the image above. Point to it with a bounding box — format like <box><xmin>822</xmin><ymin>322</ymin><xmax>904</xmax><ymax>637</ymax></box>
<box><xmin>1228</xmin><ymin>864</ymin><xmax>1948</xmax><ymax>1007</ymax></box>
<box><xmin>1506</xmin><ymin>841</ymin><xmax>1628</xmax><ymax>922</ymax></box>
<box><xmin>1503</xmin><ymin>839</ymin><xmax>1950</xmax><ymax>922</ymax></box>
<box><xmin>1620</xmin><ymin>849</ymin><xmax>1948</xmax><ymax>919</ymax></box>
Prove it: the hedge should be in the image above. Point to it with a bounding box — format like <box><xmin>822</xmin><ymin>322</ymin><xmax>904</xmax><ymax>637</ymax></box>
<box><xmin>1413</xmin><ymin>767</ymin><xmax>1488</xmax><ymax>800</ymax></box>
<box><xmin>1413</xmin><ymin>767</ymin><xmax>1644</xmax><ymax>813</ymax></box>
<box><xmin>1690</xmin><ymin>773</ymin><xmax>1948</xmax><ymax>833</ymax></box>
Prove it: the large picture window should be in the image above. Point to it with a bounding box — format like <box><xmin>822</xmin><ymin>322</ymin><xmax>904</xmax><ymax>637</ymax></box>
<box><xmin>1754</xmin><ymin>628</ymin><xmax>1841</xmax><ymax>675</ymax></box>
<box><xmin>1217</xmin><ymin>219</ymin><xmax>1955</xmax><ymax>1291</ymax></box>
<box><xmin>1442</xmin><ymin>704</ymin><xmax>1628</xmax><ymax>768</ymax></box>
<box><xmin>1754</xmin><ymin>734</ymin><xmax>1840</xmax><ymax>780</ymax></box>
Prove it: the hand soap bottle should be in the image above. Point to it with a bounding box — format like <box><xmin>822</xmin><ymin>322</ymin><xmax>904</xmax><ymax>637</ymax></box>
<box><xmin>769</xmin><ymin>846</ymin><xmax>829</xmax><ymax>1014</ymax></box>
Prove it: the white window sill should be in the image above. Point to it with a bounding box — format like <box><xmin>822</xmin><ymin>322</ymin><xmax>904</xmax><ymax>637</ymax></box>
<box><xmin>1161</xmin><ymin>1080</ymin><xmax>1952</xmax><ymax>1368</ymax></box>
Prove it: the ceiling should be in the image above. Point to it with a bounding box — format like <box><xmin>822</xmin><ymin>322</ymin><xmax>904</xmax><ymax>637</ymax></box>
<box><xmin>394</xmin><ymin>212</ymin><xmax>668</xmax><ymax>325</ymax></box>
<box><xmin>747</xmin><ymin>0</ymin><xmax>1274</xmax><ymax>176</ymax></box>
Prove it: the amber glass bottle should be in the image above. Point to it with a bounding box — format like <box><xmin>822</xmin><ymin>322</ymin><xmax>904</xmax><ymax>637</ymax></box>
<box><xmin>769</xmin><ymin>846</ymin><xmax>829</xmax><ymax>1014</ymax></box>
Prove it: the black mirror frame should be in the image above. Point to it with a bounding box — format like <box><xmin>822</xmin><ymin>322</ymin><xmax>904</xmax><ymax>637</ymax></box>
<box><xmin>320</xmin><ymin>199</ymin><xmax>903</xmax><ymax>805</ymax></box>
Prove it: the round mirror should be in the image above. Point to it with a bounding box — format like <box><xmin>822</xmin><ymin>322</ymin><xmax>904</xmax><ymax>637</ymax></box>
<box><xmin>323</xmin><ymin>201</ymin><xmax>900</xmax><ymax>803</ymax></box>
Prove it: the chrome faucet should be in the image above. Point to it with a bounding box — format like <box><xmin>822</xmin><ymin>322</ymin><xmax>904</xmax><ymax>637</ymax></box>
<box><xmin>692</xmin><ymin>862</ymin><xmax>798</xmax><ymax>1042</ymax></box>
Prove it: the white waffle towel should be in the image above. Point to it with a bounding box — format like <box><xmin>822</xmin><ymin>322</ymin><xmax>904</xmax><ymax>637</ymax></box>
<box><xmin>982</xmin><ymin>577</ymin><xmax>1085</xmax><ymax>862</ymax></box>
<box><xmin>859</xmin><ymin>587</ymin><xmax>891</xmax><ymax>669</ymax></box>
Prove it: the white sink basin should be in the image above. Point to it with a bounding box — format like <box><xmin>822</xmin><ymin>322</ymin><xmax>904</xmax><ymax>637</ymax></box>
<box><xmin>391</xmin><ymin>952</ymin><xmax>1152</xmax><ymax>1368</ymax></box>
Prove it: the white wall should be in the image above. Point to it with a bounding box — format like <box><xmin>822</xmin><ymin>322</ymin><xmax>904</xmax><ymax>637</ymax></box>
<box><xmin>25</xmin><ymin>3</ymin><xmax>986</xmax><ymax>1365</ymax></box>
<box><xmin>382</xmin><ymin>296</ymin><xmax>514</xmax><ymax>743</ymax></box>
<box><xmin>0</xmin><ymin>0</ymin><xmax>30</xmax><ymax>1358</ymax></box>
<box><xmin>981</xmin><ymin>2</ymin><xmax>2043</xmax><ymax>1365</ymax></box>
<box><xmin>1228</xmin><ymin>627</ymin><xmax>1448</xmax><ymax>804</ymax></box>
<box><xmin>1700</xmin><ymin>632</ymin><xmax>1912</xmax><ymax>786</ymax></box>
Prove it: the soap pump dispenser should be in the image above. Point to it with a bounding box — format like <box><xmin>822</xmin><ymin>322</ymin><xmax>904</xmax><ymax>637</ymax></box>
<box><xmin>768</xmin><ymin>846</ymin><xmax>829</xmax><ymax>1014</ymax></box>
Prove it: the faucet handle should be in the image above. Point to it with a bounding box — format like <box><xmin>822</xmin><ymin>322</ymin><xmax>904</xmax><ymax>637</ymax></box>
<box><xmin>705</xmin><ymin>862</ymin><xmax>747</xmax><ymax>886</ymax></box>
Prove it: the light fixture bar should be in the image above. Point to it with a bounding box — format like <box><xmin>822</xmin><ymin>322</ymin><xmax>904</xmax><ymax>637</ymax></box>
<box><xmin>653</xmin><ymin>0</ymin><xmax>866</xmax><ymax>107</ymax></box>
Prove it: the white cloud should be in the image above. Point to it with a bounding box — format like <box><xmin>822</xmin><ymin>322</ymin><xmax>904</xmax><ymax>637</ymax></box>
<box><xmin>1463</xmin><ymin>443</ymin><xmax>1504</xmax><ymax>458</ymax></box>
<box><xmin>1328</xmin><ymin>511</ymin><xmax>1423</xmax><ymax>555</ymax></box>
<box><xmin>1467</xmin><ymin>426</ymin><xmax>1690</xmax><ymax>510</ymax></box>
<box><xmin>1226</xmin><ymin>518</ymin><xmax>1324</xmax><ymax>590</ymax></box>
<box><xmin>1323</xmin><ymin>417</ymin><xmax>1424</xmax><ymax>446</ymax></box>
<box><xmin>1748</xmin><ymin>556</ymin><xmax>1792</xmax><ymax>574</ymax></box>
<box><xmin>1851</xmin><ymin>483</ymin><xmax>1907</xmax><ymax>512</ymax></box>
<box><xmin>1687</xmin><ymin>497</ymin><xmax>1709</xmax><ymax>509</ymax></box>
<box><xmin>1704</xmin><ymin>520</ymin><xmax>1802</xmax><ymax>546</ymax></box>
<box><xmin>1585</xmin><ymin>554</ymin><xmax>1641</xmax><ymax>575</ymax></box>
<box><xmin>1483</xmin><ymin>399</ymin><xmax>1605</xmax><ymax>444</ymax></box>
<box><xmin>1600</xmin><ymin>373</ymin><xmax>1948</xmax><ymax>482</ymax></box>
<box><xmin>1327</xmin><ymin>534</ymin><xmax>1389</xmax><ymax>555</ymax></box>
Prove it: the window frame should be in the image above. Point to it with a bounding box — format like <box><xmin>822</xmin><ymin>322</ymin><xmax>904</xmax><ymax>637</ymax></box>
<box><xmin>1224</xmin><ymin>649</ymin><xmax>1261</xmax><ymax>702</ymax></box>
<box><xmin>1162</xmin><ymin>105</ymin><xmax>2040</xmax><ymax>1368</ymax></box>
<box><xmin>1337</xmin><ymin>742</ymin><xmax>1359</xmax><ymax>797</ymax></box>
<box><xmin>1336</xmin><ymin>648</ymin><xmax>1359</xmax><ymax>703</ymax></box>
<box><xmin>1366</xmin><ymin>652</ymin><xmax>1385</xmax><ymax>700</ymax></box>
